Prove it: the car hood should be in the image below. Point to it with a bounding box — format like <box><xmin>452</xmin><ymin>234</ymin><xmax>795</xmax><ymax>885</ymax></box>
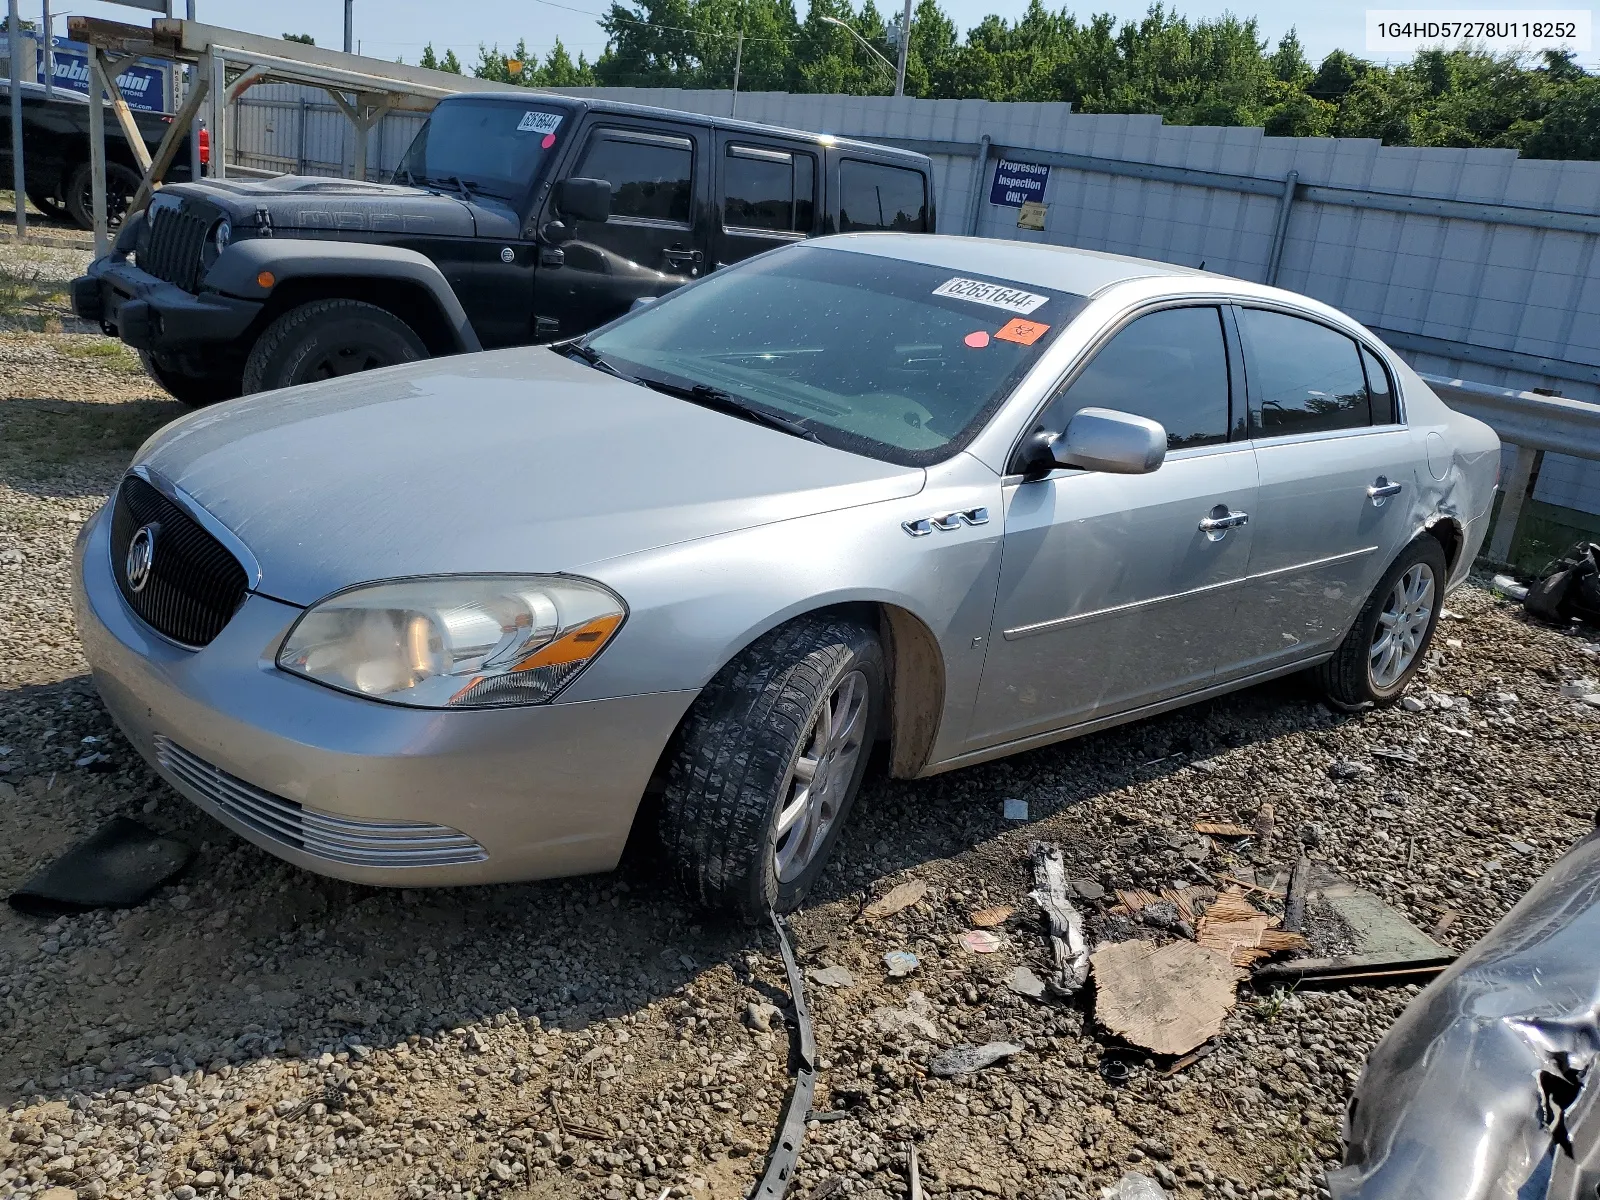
<box><xmin>136</xmin><ymin>348</ymin><xmax>926</xmax><ymax>607</ymax></box>
<box><xmin>162</xmin><ymin>177</ymin><xmax>477</xmax><ymax>239</ymax></box>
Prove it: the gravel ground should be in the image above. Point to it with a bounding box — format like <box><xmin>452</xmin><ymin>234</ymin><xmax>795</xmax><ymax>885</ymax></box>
<box><xmin>3</xmin><ymin>259</ymin><xmax>1599</xmax><ymax>1200</ymax></box>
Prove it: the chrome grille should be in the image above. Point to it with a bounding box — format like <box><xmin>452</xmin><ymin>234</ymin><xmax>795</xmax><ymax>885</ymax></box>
<box><xmin>111</xmin><ymin>473</ymin><xmax>248</xmax><ymax>648</ymax></box>
<box><xmin>136</xmin><ymin>200</ymin><xmax>211</xmax><ymax>291</ymax></box>
<box><xmin>155</xmin><ymin>736</ymin><xmax>487</xmax><ymax>869</ymax></box>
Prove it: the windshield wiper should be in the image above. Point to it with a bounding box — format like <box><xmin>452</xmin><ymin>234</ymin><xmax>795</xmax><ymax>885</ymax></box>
<box><xmin>638</xmin><ymin>377</ymin><xmax>824</xmax><ymax>444</ymax></box>
<box><xmin>556</xmin><ymin>341</ymin><xmax>639</xmax><ymax>383</ymax></box>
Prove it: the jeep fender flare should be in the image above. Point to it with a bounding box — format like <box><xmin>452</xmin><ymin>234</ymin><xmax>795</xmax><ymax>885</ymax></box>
<box><xmin>203</xmin><ymin>239</ymin><xmax>482</xmax><ymax>353</ymax></box>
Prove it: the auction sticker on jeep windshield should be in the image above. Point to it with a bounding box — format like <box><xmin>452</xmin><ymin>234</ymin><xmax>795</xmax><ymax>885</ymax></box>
<box><xmin>933</xmin><ymin>277</ymin><xmax>1049</xmax><ymax>315</ymax></box>
<box><xmin>517</xmin><ymin>111</ymin><xmax>564</xmax><ymax>135</ymax></box>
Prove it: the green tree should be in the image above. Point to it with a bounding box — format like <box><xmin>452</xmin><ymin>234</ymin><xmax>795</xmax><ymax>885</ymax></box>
<box><xmin>282</xmin><ymin>32</ymin><xmax>315</xmax><ymax>45</ymax></box>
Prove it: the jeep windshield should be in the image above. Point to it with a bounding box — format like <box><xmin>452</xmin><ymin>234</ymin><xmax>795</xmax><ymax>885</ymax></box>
<box><xmin>395</xmin><ymin>98</ymin><xmax>569</xmax><ymax>202</ymax></box>
<box><xmin>580</xmin><ymin>244</ymin><xmax>1088</xmax><ymax>466</ymax></box>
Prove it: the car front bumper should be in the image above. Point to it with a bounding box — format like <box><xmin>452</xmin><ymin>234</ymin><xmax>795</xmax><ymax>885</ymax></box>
<box><xmin>72</xmin><ymin>506</ymin><xmax>697</xmax><ymax>887</ymax></box>
<box><xmin>72</xmin><ymin>254</ymin><xmax>260</xmax><ymax>354</ymax></box>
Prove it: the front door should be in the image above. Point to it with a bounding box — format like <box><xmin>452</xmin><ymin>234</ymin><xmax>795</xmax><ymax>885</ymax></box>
<box><xmin>533</xmin><ymin>121</ymin><xmax>710</xmax><ymax>340</ymax></box>
<box><xmin>711</xmin><ymin>134</ymin><xmax>819</xmax><ymax>269</ymax></box>
<box><xmin>968</xmin><ymin>304</ymin><xmax>1259</xmax><ymax>749</ymax></box>
<box><xmin>1226</xmin><ymin>306</ymin><xmax>1421</xmax><ymax>677</ymax></box>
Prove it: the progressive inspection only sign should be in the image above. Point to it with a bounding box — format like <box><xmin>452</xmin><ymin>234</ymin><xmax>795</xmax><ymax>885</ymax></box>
<box><xmin>990</xmin><ymin>158</ymin><xmax>1050</xmax><ymax>207</ymax></box>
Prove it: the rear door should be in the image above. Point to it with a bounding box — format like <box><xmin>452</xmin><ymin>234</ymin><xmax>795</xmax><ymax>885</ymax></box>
<box><xmin>712</xmin><ymin>134</ymin><xmax>819</xmax><ymax>269</ymax></box>
<box><xmin>533</xmin><ymin>119</ymin><xmax>711</xmax><ymax>339</ymax></box>
<box><xmin>1225</xmin><ymin>305</ymin><xmax>1420</xmax><ymax>677</ymax></box>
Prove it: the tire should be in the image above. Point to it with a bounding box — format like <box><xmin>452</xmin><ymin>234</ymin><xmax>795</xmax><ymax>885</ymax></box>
<box><xmin>242</xmin><ymin>299</ymin><xmax>428</xmax><ymax>394</ymax></box>
<box><xmin>1317</xmin><ymin>536</ymin><xmax>1448</xmax><ymax>709</ymax></box>
<box><xmin>660</xmin><ymin>615</ymin><xmax>885</xmax><ymax>922</ymax></box>
<box><xmin>138</xmin><ymin>351</ymin><xmax>242</xmax><ymax>408</ymax></box>
<box><xmin>25</xmin><ymin>186</ymin><xmax>65</xmax><ymax>222</ymax></box>
<box><xmin>66</xmin><ymin>161</ymin><xmax>141</xmax><ymax>231</ymax></box>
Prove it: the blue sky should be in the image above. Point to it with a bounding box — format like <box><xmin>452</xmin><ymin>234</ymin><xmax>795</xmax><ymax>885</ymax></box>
<box><xmin>48</xmin><ymin>0</ymin><xmax>1592</xmax><ymax>70</ymax></box>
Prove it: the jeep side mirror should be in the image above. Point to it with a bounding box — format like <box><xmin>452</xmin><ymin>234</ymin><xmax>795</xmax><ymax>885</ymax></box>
<box><xmin>552</xmin><ymin>177</ymin><xmax>612</xmax><ymax>224</ymax></box>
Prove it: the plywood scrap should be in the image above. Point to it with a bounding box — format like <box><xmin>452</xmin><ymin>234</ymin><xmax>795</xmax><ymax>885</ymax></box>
<box><xmin>863</xmin><ymin>879</ymin><xmax>927</xmax><ymax>920</ymax></box>
<box><xmin>970</xmin><ymin>905</ymin><xmax>1013</xmax><ymax>928</ymax></box>
<box><xmin>1195</xmin><ymin>886</ymin><xmax>1309</xmax><ymax>967</ymax></box>
<box><xmin>1091</xmin><ymin>939</ymin><xmax>1240</xmax><ymax>1055</ymax></box>
<box><xmin>1194</xmin><ymin>821</ymin><xmax>1255</xmax><ymax>837</ymax></box>
<box><xmin>1112</xmin><ymin>886</ymin><xmax>1210</xmax><ymax>927</ymax></box>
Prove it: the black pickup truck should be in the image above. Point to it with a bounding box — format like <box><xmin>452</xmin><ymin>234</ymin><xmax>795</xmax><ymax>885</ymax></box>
<box><xmin>70</xmin><ymin>92</ymin><xmax>935</xmax><ymax>406</ymax></box>
<box><xmin>0</xmin><ymin>80</ymin><xmax>202</xmax><ymax>229</ymax></box>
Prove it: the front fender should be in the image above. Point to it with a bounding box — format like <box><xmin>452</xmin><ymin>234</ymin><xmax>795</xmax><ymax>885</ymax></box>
<box><xmin>203</xmin><ymin>239</ymin><xmax>481</xmax><ymax>352</ymax></box>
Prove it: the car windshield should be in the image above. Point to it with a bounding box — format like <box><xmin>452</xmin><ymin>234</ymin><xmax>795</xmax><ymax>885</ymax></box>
<box><xmin>583</xmin><ymin>245</ymin><xmax>1087</xmax><ymax>465</ymax></box>
<box><xmin>394</xmin><ymin>99</ymin><xmax>569</xmax><ymax>201</ymax></box>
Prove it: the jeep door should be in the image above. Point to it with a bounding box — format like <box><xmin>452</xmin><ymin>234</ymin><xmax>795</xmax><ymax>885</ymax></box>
<box><xmin>966</xmin><ymin>304</ymin><xmax>1259</xmax><ymax>749</ymax></box>
<box><xmin>711</xmin><ymin>134</ymin><xmax>819</xmax><ymax>269</ymax></box>
<box><xmin>533</xmin><ymin>120</ymin><xmax>712</xmax><ymax>339</ymax></box>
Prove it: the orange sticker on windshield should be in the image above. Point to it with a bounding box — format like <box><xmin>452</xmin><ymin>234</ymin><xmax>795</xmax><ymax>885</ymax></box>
<box><xmin>994</xmin><ymin>318</ymin><xmax>1050</xmax><ymax>346</ymax></box>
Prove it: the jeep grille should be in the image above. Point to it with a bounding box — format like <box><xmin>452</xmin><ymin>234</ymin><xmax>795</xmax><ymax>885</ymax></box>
<box><xmin>137</xmin><ymin>201</ymin><xmax>211</xmax><ymax>292</ymax></box>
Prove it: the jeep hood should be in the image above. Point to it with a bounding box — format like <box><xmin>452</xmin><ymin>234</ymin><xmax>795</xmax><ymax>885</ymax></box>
<box><xmin>135</xmin><ymin>348</ymin><xmax>926</xmax><ymax>606</ymax></box>
<box><xmin>164</xmin><ymin>177</ymin><xmax>479</xmax><ymax>239</ymax></box>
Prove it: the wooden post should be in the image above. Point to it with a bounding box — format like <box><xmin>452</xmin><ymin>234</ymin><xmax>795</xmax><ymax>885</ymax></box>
<box><xmin>92</xmin><ymin>53</ymin><xmax>153</xmax><ymax>174</ymax></box>
<box><xmin>130</xmin><ymin>75</ymin><xmax>209</xmax><ymax>215</ymax></box>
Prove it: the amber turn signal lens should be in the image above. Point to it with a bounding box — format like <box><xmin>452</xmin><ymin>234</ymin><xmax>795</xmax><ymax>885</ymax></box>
<box><xmin>256</xmin><ymin>270</ymin><xmax>275</xmax><ymax>288</ymax></box>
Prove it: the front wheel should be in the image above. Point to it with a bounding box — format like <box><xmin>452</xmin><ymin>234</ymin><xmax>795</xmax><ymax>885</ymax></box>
<box><xmin>659</xmin><ymin>615</ymin><xmax>885</xmax><ymax>922</ymax></box>
<box><xmin>1317</xmin><ymin>536</ymin><xmax>1448</xmax><ymax>709</ymax></box>
<box><xmin>242</xmin><ymin>299</ymin><xmax>428</xmax><ymax>394</ymax></box>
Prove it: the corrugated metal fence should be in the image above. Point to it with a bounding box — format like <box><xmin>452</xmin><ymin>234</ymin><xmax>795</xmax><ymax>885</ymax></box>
<box><xmin>235</xmin><ymin>82</ymin><xmax>1600</xmax><ymax>522</ymax></box>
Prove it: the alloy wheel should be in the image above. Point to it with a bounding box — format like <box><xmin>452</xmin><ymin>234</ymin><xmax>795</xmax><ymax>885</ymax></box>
<box><xmin>773</xmin><ymin>669</ymin><xmax>868</xmax><ymax>883</ymax></box>
<box><xmin>1369</xmin><ymin>562</ymin><xmax>1436</xmax><ymax>689</ymax></box>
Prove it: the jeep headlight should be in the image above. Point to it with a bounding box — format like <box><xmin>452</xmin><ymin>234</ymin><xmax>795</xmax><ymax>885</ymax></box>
<box><xmin>277</xmin><ymin>576</ymin><xmax>625</xmax><ymax>708</ymax></box>
<box><xmin>201</xmin><ymin>218</ymin><xmax>232</xmax><ymax>269</ymax></box>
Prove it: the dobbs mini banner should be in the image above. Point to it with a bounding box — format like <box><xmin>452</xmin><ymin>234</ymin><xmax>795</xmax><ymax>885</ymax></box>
<box><xmin>989</xmin><ymin>158</ymin><xmax>1050</xmax><ymax>208</ymax></box>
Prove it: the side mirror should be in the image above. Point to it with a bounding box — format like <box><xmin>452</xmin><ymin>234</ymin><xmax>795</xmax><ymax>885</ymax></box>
<box><xmin>1053</xmin><ymin>407</ymin><xmax>1167</xmax><ymax>474</ymax></box>
<box><xmin>552</xmin><ymin>177</ymin><xmax>612</xmax><ymax>224</ymax></box>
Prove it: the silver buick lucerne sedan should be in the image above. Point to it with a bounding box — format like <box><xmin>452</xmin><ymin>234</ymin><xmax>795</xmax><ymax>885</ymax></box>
<box><xmin>74</xmin><ymin>234</ymin><xmax>1500</xmax><ymax>919</ymax></box>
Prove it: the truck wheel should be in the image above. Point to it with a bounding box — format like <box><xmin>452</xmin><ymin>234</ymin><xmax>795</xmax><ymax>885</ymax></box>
<box><xmin>138</xmin><ymin>351</ymin><xmax>242</xmax><ymax>409</ymax></box>
<box><xmin>25</xmin><ymin>186</ymin><xmax>64</xmax><ymax>222</ymax></box>
<box><xmin>242</xmin><ymin>299</ymin><xmax>428</xmax><ymax>394</ymax></box>
<box><xmin>659</xmin><ymin>615</ymin><xmax>884</xmax><ymax>922</ymax></box>
<box><xmin>66</xmin><ymin>161</ymin><xmax>141</xmax><ymax>231</ymax></box>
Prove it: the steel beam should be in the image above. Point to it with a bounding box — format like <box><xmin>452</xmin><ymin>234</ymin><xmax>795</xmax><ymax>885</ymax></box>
<box><xmin>87</xmin><ymin>46</ymin><xmax>108</xmax><ymax>255</ymax></box>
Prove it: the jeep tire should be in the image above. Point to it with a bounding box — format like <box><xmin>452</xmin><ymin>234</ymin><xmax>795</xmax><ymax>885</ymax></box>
<box><xmin>659</xmin><ymin>615</ymin><xmax>884</xmax><ymax>922</ymax></box>
<box><xmin>242</xmin><ymin>299</ymin><xmax>429</xmax><ymax>394</ymax></box>
<box><xmin>139</xmin><ymin>351</ymin><xmax>243</xmax><ymax>409</ymax></box>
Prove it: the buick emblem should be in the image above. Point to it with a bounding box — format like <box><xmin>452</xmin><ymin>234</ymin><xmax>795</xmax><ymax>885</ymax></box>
<box><xmin>126</xmin><ymin>523</ymin><xmax>158</xmax><ymax>593</ymax></box>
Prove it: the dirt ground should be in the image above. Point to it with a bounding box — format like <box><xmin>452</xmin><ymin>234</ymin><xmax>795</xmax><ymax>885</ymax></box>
<box><xmin>3</xmin><ymin>247</ymin><xmax>1599</xmax><ymax>1200</ymax></box>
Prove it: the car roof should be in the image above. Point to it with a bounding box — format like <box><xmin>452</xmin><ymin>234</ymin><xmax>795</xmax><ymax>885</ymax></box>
<box><xmin>818</xmin><ymin>233</ymin><xmax>1209</xmax><ymax>296</ymax></box>
<box><xmin>438</xmin><ymin>91</ymin><xmax>930</xmax><ymax>164</ymax></box>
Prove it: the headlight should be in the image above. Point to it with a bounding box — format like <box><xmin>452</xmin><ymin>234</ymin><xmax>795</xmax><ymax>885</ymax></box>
<box><xmin>214</xmin><ymin>218</ymin><xmax>231</xmax><ymax>249</ymax></box>
<box><xmin>276</xmin><ymin>575</ymin><xmax>625</xmax><ymax>708</ymax></box>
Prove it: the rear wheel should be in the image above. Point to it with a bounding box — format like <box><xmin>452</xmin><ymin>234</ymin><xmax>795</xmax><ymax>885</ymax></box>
<box><xmin>1317</xmin><ymin>536</ymin><xmax>1448</xmax><ymax>709</ymax></box>
<box><xmin>138</xmin><ymin>351</ymin><xmax>242</xmax><ymax>408</ymax></box>
<box><xmin>242</xmin><ymin>299</ymin><xmax>428</xmax><ymax>394</ymax></box>
<box><xmin>66</xmin><ymin>161</ymin><xmax>141</xmax><ymax>231</ymax></box>
<box><xmin>659</xmin><ymin>615</ymin><xmax>884</xmax><ymax>922</ymax></box>
<box><xmin>25</xmin><ymin>185</ymin><xmax>65</xmax><ymax>222</ymax></box>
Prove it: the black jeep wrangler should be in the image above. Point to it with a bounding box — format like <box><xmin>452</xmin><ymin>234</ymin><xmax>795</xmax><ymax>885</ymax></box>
<box><xmin>70</xmin><ymin>92</ymin><xmax>935</xmax><ymax>406</ymax></box>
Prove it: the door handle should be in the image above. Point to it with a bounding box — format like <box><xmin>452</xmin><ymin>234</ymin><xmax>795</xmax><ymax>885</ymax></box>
<box><xmin>1199</xmin><ymin>507</ymin><xmax>1249</xmax><ymax>541</ymax></box>
<box><xmin>662</xmin><ymin>247</ymin><xmax>704</xmax><ymax>265</ymax></box>
<box><xmin>1367</xmin><ymin>477</ymin><xmax>1403</xmax><ymax>505</ymax></box>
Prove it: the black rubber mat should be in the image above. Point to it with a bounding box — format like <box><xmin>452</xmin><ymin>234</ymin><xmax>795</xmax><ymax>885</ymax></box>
<box><xmin>8</xmin><ymin>816</ymin><xmax>193</xmax><ymax>915</ymax></box>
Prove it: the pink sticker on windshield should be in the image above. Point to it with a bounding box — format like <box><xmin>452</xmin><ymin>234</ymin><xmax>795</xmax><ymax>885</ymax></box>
<box><xmin>964</xmin><ymin>331</ymin><xmax>990</xmax><ymax>348</ymax></box>
<box><xmin>541</xmin><ymin>133</ymin><xmax>557</xmax><ymax>149</ymax></box>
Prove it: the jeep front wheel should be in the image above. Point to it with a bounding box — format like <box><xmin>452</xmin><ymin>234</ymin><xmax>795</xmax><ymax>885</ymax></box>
<box><xmin>242</xmin><ymin>299</ymin><xmax>428</xmax><ymax>394</ymax></box>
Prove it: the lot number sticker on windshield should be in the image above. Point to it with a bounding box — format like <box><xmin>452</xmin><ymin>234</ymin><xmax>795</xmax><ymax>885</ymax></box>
<box><xmin>517</xmin><ymin>111</ymin><xmax>564</xmax><ymax>135</ymax></box>
<box><xmin>932</xmin><ymin>277</ymin><xmax>1048</xmax><ymax>315</ymax></box>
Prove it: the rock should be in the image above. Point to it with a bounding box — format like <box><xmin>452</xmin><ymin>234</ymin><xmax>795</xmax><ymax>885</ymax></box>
<box><xmin>39</xmin><ymin>1189</ymin><xmax>77</xmax><ymax>1200</ymax></box>
<box><xmin>742</xmin><ymin>1001</ymin><xmax>781</xmax><ymax>1033</ymax></box>
<box><xmin>928</xmin><ymin>1042</ymin><xmax>1024</xmax><ymax>1077</ymax></box>
<box><xmin>1401</xmin><ymin>696</ymin><xmax>1425</xmax><ymax>712</ymax></box>
<box><xmin>1069</xmin><ymin>879</ymin><xmax>1106</xmax><ymax>902</ymax></box>
<box><xmin>1101</xmin><ymin>1172</ymin><xmax>1170</xmax><ymax>1198</ymax></box>
<box><xmin>872</xmin><ymin>991</ymin><xmax>939</xmax><ymax>1039</ymax></box>
<box><xmin>807</xmin><ymin>965</ymin><xmax>855</xmax><ymax>989</ymax></box>
<box><xmin>1008</xmin><ymin>965</ymin><xmax>1047</xmax><ymax>1000</ymax></box>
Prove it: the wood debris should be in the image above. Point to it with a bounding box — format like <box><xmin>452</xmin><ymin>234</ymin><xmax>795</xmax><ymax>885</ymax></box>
<box><xmin>1091</xmin><ymin>939</ymin><xmax>1240</xmax><ymax>1055</ymax></box>
<box><xmin>1111</xmin><ymin>886</ymin><xmax>1212</xmax><ymax>926</ymax></box>
<box><xmin>1193</xmin><ymin>821</ymin><xmax>1255</xmax><ymax>837</ymax></box>
<box><xmin>1194</xmin><ymin>886</ymin><xmax>1309</xmax><ymax>967</ymax></box>
<box><xmin>863</xmin><ymin>879</ymin><xmax>928</xmax><ymax>920</ymax></box>
<box><xmin>969</xmin><ymin>905</ymin><xmax>1013</xmax><ymax>928</ymax></box>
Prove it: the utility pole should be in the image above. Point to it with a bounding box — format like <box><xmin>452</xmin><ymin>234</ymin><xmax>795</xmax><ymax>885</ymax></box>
<box><xmin>8</xmin><ymin>0</ymin><xmax>23</xmax><ymax>237</ymax></box>
<box><xmin>41</xmin><ymin>0</ymin><xmax>51</xmax><ymax>98</ymax></box>
<box><xmin>729</xmin><ymin>5</ymin><xmax>745</xmax><ymax>118</ymax></box>
<box><xmin>894</xmin><ymin>0</ymin><xmax>912</xmax><ymax>96</ymax></box>
<box><xmin>344</xmin><ymin>0</ymin><xmax>353</xmax><ymax>54</ymax></box>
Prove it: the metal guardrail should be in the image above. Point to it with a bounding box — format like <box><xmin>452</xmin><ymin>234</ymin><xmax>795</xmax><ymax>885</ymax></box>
<box><xmin>1420</xmin><ymin>372</ymin><xmax>1600</xmax><ymax>564</ymax></box>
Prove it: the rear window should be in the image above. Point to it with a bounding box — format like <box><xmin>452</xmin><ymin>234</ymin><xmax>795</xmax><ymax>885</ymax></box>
<box><xmin>723</xmin><ymin>145</ymin><xmax>815</xmax><ymax>233</ymax></box>
<box><xmin>838</xmin><ymin>161</ymin><xmax>927</xmax><ymax>233</ymax></box>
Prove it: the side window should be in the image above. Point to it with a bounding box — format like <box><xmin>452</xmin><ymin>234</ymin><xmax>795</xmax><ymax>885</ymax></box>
<box><xmin>722</xmin><ymin>145</ymin><xmax>816</xmax><ymax>233</ymax></box>
<box><xmin>1362</xmin><ymin>345</ymin><xmax>1397</xmax><ymax>425</ymax></box>
<box><xmin>575</xmin><ymin>131</ymin><xmax>693</xmax><ymax>225</ymax></box>
<box><xmin>1035</xmin><ymin>307</ymin><xmax>1232</xmax><ymax>451</ymax></box>
<box><xmin>838</xmin><ymin>161</ymin><xmax>927</xmax><ymax>232</ymax></box>
<box><xmin>1237</xmin><ymin>308</ymin><xmax>1370</xmax><ymax>435</ymax></box>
